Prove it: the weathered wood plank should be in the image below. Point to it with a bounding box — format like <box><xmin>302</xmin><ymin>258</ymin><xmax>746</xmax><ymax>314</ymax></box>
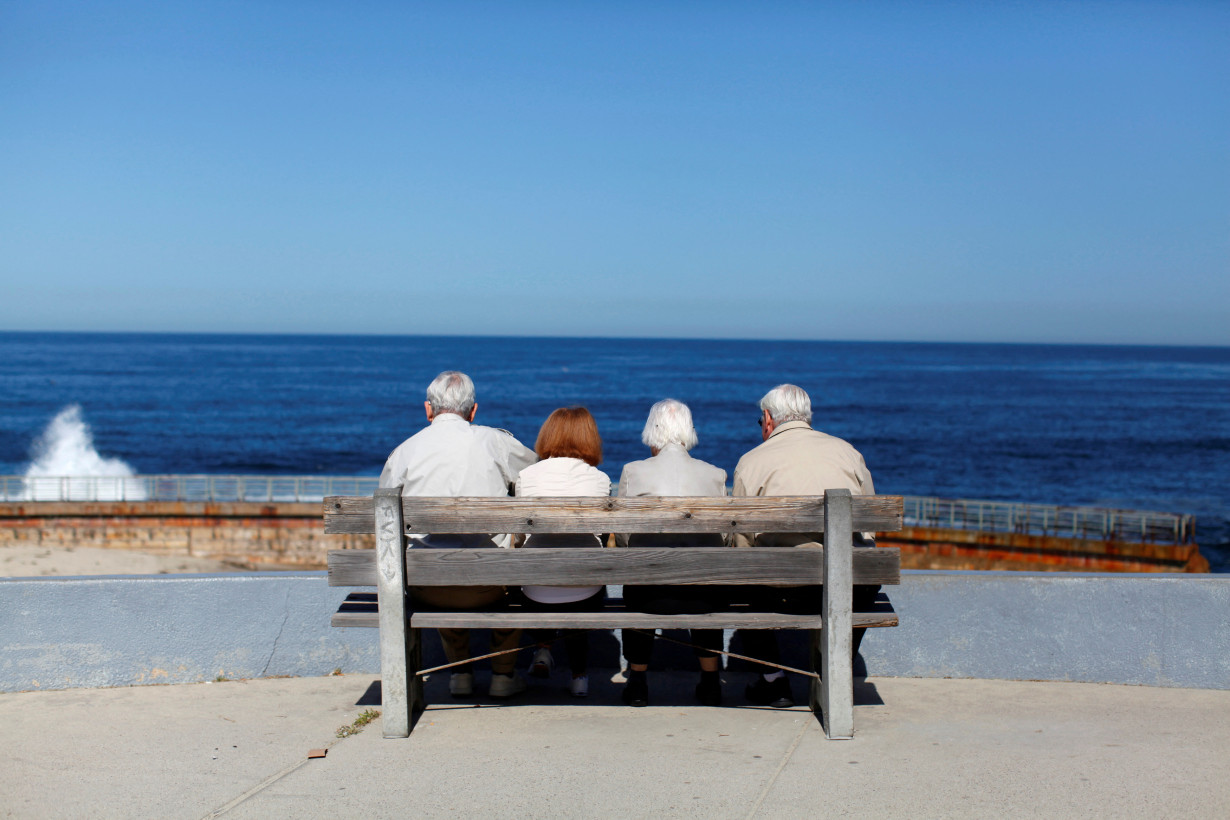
<box><xmin>332</xmin><ymin>611</ymin><xmax>380</xmax><ymax>627</ymax></box>
<box><xmin>328</xmin><ymin>594</ymin><xmax>898</xmax><ymax>630</ymax></box>
<box><xmin>327</xmin><ymin>547</ymin><xmax>900</xmax><ymax>587</ymax></box>
<box><xmin>328</xmin><ymin>549</ymin><xmax>378</xmax><ymax>584</ymax></box>
<box><xmin>331</xmin><ymin>611</ymin><xmax>899</xmax><ymax>629</ymax></box>
<box><xmin>324</xmin><ymin>514</ymin><xmax>378</xmax><ymax>534</ymax></box>
<box><xmin>412</xmin><ymin>610</ymin><xmax>898</xmax><ymax>629</ymax></box>
<box><xmin>323</xmin><ymin>495</ymin><xmax>904</xmax><ymax>534</ymax></box>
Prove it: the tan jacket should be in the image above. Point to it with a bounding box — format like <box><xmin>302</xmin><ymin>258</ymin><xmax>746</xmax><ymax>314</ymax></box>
<box><xmin>731</xmin><ymin>420</ymin><xmax>874</xmax><ymax>547</ymax></box>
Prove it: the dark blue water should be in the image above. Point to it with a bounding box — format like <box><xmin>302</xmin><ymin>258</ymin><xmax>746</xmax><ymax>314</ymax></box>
<box><xmin>1</xmin><ymin>332</ymin><xmax>1227</xmax><ymax>571</ymax></box>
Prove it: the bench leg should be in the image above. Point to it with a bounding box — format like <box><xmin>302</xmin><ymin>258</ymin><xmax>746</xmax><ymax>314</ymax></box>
<box><xmin>820</xmin><ymin>489</ymin><xmax>855</xmax><ymax>739</ymax></box>
<box><xmin>377</xmin><ymin>610</ymin><xmax>414</xmax><ymax>738</ymax></box>
<box><xmin>375</xmin><ymin>488</ymin><xmax>412</xmax><ymax>738</ymax></box>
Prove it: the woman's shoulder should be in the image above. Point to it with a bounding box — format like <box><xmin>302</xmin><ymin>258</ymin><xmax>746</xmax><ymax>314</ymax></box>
<box><xmin>540</xmin><ymin>456</ymin><xmax>610</xmax><ymax>482</ymax></box>
<box><xmin>665</xmin><ymin>448</ymin><xmax>726</xmax><ymax>479</ymax></box>
<box><xmin>584</xmin><ymin>461</ymin><xmax>613</xmax><ymax>485</ymax></box>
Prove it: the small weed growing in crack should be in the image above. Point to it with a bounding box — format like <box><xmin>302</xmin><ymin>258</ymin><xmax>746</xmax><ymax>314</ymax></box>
<box><xmin>336</xmin><ymin>709</ymin><xmax>381</xmax><ymax>738</ymax></box>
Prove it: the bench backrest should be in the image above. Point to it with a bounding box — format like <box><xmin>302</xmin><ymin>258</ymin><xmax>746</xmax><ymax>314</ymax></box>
<box><xmin>325</xmin><ymin>494</ymin><xmax>902</xmax><ymax>535</ymax></box>
<box><xmin>325</xmin><ymin>491</ymin><xmax>903</xmax><ymax>589</ymax></box>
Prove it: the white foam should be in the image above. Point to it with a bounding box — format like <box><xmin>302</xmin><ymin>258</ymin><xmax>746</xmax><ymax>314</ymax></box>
<box><xmin>21</xmin><ymin>405</ymin><xmax>146</xmax><ymax>501</ymax></box>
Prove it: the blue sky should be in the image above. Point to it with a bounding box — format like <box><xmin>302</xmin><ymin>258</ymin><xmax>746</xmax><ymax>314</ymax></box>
<box><xmin>2</xmin><ymin>1</ymin><xmax>1227</xmax><ymax>345</ymax></box>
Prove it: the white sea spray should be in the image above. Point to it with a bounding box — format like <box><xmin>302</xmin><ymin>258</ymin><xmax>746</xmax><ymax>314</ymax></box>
<box><xmin>20</xmin><ymin>405</ymin><xmax>146</xmax><ymax>500</ymax></box>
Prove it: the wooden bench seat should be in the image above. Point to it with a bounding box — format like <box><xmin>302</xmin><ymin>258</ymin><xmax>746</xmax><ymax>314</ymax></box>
<box><xmin>331</xmin><ymin>586</ymin><xmax>899</xmax><ymax>630</ymax></box>
<box><xmin>325</xmin><ymin>488</ymin><xmax>903</xmax><ymax>740</ymax></box>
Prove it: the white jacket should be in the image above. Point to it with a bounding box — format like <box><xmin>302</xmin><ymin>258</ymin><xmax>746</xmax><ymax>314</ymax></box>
<box><xmin>515</xmin><ymin>457</ymin><xmax>611</xmax><ymax>603</ymax></box>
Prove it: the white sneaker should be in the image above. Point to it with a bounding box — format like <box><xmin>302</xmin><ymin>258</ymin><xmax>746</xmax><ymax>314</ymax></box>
<box><xmin>529</xmin><ymin>647</ymin><xmax>554</xmax><ymax>678</ymax></box>
<box><xmin>489</xmin><ymin>673</ymin><xmax>527</xmax><ymax>699</ymax></box>
<box><xmin>570</xmin><ymin>675</ymin><xmax>589</xmax><ymax>698</ymax></box>
<box><xmin>449</xmin><ymin>672</ymin><xmax>474</xmax><ymax>697</ymax></box>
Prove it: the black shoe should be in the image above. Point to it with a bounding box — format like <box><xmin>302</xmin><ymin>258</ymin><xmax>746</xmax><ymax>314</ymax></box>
<box><xmin>695</xmin><ymin>676</ymin><xmax>722</xmax><ymax>707</ymax></box>
<box><xmin>621</xmin><ymin>675</ymin><xmax>649</xmax><ymax>707</ymax></box>
<box><xmin>745</xmin><ymin>676</ymin><xmax>794</xmax><ymax>708</ymax></box>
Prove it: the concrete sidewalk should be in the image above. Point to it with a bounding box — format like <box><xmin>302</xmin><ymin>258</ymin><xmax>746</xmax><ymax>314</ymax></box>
<box><xmin>3</xmin><ymin>671</ymin><xmax>1228</xmax><ymax>819</ymax></box>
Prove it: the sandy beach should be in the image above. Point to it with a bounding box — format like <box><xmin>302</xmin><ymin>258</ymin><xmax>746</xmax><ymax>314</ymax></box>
<box><xmin>1</xmin><ymin>543</ymin><xmax>252</xmax><ymax>577</ymax></box>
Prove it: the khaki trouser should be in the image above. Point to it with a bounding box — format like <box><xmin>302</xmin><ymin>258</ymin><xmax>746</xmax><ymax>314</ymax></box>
<box><xmin>408</xmin><ymin>585</ymin><xmax>521</xmax><ymax>676</ymax></box>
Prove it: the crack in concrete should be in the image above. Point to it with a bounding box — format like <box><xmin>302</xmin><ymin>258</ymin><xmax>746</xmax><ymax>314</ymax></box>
<box><xmin>258</xmin><ymin>587</ymin><xmax>291</xmax><ymax>678</ymax></box>
<box><xmin>744</xmin><ymin>719</ymin><xmax>809</xmax><ymax>820</ymax></box>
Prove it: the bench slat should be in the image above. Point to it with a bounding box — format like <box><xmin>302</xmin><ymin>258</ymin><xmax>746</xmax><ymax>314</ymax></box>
<box><xmin>413</xmin><ymin>610</ymin><xmax>898</xmax><ymax>629</ymax></box>
<box><xmin>323</xmin><ymin>495</ymin><xmax>904</xmax><ymax>534</ymax></box>
<box><xmin>328</xmin><ymin>546</ymin><xmax>900</xmax><ymax>587</ymax></box>
<box><xmin>329</xmin><ymin>592</ymin><xmax>899</xmax><ymax>630</ymax></box>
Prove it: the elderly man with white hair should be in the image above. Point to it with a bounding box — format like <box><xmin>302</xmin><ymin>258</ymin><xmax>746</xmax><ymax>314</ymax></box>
<box><xmin>616</xmin><ymin>399</ymin><xmax>730</xmax><ymax>707</ymax></box>
<box><xmin>379</xmin><ymin>370</ymin><xmax>537</xmax><ymax>700</ymax></box>
<box><xmin>732</xmin><ymin>383</ymin><xmax>879</xmax><ymax>709</ymax></box>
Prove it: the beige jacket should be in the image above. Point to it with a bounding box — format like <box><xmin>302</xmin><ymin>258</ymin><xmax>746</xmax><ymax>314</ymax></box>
<box><xmin>731</xmin><ymin>420</ymin><xmax>875</xmax><ymax>547</ymax></box>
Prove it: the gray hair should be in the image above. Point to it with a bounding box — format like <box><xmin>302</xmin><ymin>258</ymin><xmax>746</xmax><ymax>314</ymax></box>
<box><xmin>641</xmin><ymin>398</ymin><xmax>699</xmax><ymax>451</ymax></box>
<box><xmin>426</xmin><ymin>371</ymin><xmax>476</xmax><ymax>416</ymax></box>
<box><xmin>759</xmin><ymin>384</ymin><xmax>812</xmax><ymax>425</ymax></box>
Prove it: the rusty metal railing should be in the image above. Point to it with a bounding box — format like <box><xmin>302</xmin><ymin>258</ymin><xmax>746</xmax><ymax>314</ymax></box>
<box><xmin>902</xmin><ymin>495</ymin><xmax>1195</xmax><ymax>545</ymax></box>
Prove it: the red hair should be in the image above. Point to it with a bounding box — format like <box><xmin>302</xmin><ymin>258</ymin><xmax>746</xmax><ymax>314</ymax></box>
<box><xmin>535</xmin><ymin>407</ymin><xmax>603</xmax><ymax>466</ymax></box>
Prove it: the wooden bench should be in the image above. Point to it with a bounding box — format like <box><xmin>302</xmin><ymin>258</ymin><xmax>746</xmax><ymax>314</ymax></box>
<box><xmin>325</xmin><ymin>487</ymin><xmax>902</xmax><ymax>740</ymax></box>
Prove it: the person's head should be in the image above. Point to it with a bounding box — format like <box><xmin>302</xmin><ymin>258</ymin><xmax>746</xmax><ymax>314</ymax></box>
<box><xmin>758</xmin><ymin>384</ymin><xmax>811</xmax><ymax>439</ymax></box>
<box><xmin>641</xmin><ymin>398</ymin><xmax>698</xmax><ymax>453</ymax></box>
<box><xmin>535</xmin><ymin>407</ymin><xmax>603</xmax><ymax>466</ymax></box>
<box><xmin>425</xmin><ymin>371</ymin><xmax>477</xmax><ymax>421</ymax></box>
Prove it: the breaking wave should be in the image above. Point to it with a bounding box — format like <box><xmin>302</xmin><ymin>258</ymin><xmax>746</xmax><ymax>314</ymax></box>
<box><xmin>20</xmin><ymin>405</ymin><xmax>146</xmax><ymax>501</ymax></box>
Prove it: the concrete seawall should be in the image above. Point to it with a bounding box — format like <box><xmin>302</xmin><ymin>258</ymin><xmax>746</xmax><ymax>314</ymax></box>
<box><xmin>0</xmin><ymin>501</ymin><xmax>371</xmax><ymax>569</ymax></box>
<box><xmin>3</xmin><ymin>570</ymin><xmax>1227</xmax><ymax>693</ymax></box>
<box><xmin>2</xmin><ymin>499</ymin><xmax>1210</xmax><ymax>573</ymax></box>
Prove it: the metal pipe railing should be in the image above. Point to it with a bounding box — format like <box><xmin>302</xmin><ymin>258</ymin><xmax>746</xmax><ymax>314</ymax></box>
<box><xmin>0</xmin><ymin>475</ymin><xmax>381</xmax><ymax>504</ymax></box>
<box><xmin>900</xmin><ymin>495</ymin><xmax>1195</xmax><ymax>545</ymax></box>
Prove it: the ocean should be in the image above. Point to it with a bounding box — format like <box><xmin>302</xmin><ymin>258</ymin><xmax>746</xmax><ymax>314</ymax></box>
<box><xmin>1</xmin><ymin>332</ymin><xmax>1226</xmax><ymax>571</ymax></box>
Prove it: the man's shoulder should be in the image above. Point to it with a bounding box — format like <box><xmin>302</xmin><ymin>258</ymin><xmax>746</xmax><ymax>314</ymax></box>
<box><xmin>470</xmin><ymin>424</ymin><xmax>534</xmax><ymax>459</ymax></box>
<box><xmin>733</xmin><ymin>423</ymin><xmax>840</xmax><ymax>471</ymax></box>
<box><xmin>384</xmin><ymin>429</ymin><xmax>425</xmax><ymax>457</ymax></box>
<box><xmin>471</xmin><ymin>423</ymin><xmax>521</xmax><ymax>441</ymax></box>
<box><xmin>775</xmin><ymin>423</ymin><xmax>859</xmax><ymax>451</ymax></box>
<box><xmin>805</xmin><ymin>427</ymin><xmax>864</xmax><ymax>456</ymax></box>
<box><xmin>734</xmin><ymin>435</ymin><xmax>776</xmax><ymax>468</ymax></box>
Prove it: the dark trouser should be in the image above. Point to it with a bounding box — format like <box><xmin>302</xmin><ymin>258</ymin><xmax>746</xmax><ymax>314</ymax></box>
<box><xmin>738</xmin><ymin>584</ymin><xmax>881</xmax><ymax>674</ymax></box>
<box><xmin>621</xmin><ymin>585</ymin><xmax>734</xmax><ymax>666</ymax></box>
<box><xmin>516</xmin><ymin>589</ymin><xmax>607</xmax><ymax>675</ymax></box>
<box><xmin>407</xmin><ymin>585</ymin><xmax>520</xmax><ymax>676</ymax></box>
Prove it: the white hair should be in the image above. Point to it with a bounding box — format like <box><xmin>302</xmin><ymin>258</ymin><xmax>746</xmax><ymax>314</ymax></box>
<box><xmin>641</xmin><ymin>398</ymin><xmax>699</xmax><ymax>451</ymax></box>
<box><xmin>759</xmin><ymin>384</ymin><xmax>812</xmax><ymax>425</ymax></box>
<box><xmin>426</xmin><ymin>371</ymin><xmax>476</xmax><ymax>416</ymax></box>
